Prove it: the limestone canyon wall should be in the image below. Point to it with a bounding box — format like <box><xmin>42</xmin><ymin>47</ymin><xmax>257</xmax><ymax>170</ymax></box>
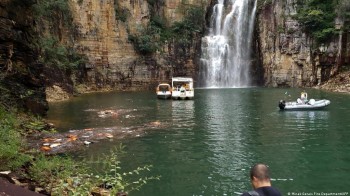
<box><xmin>256</xmin><ymin>0</ymin><xmax>350</xmax><ymax>87</ymax></box>
<box><xmin>69</xmin><ymin>0</ymin><xmax>208</xmax><ymax>90</ymax></box>
<box><xmin>0</xmin><ymin>0</ymin><xmax>48</xmax><ymax>114</ymax></box>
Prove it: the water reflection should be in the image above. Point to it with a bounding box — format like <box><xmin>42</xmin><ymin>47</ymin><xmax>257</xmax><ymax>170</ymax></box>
<box><xmin>281</xmin><ymin>110</ymin><xmax>330</xmax><ymax>131</ymax></box>
<box><xmin>200</xmin><ymin>89</ymin><xmax>249</xmax><ymax>194</ymax></box>
<box><xmin>282</xmin><ymin>110</ymin><xmax>329</xmax><ymax>120</ymax></box>
<box><xmin>171</xmin><ymin>100</ymin><xmax>195</xmax><ymax>129</ymax></box>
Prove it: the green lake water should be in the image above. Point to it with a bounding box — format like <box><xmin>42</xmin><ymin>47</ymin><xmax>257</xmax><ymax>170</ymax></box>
<box><xmin>47</xmin><ymin>88</ymin><xmax>350</xmax><ymax>196</ymax></box>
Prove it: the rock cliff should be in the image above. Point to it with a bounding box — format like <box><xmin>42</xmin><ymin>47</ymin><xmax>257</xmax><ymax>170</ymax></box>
<box><xmin>2</xmin><ymin>0</ymin><xmax>350</xmax><ymax>115</ymax></box>
<box><xmin>69</xmin><ymin>0</ymin><xmax>208</xmax><ymax>91</ymax></box>
<box><xmin>0</xmin><ymin>0</ymin><xmax>48</xmax><ymax>115</ymax></box>
<box><xmin>256</xmin><ymin>0</ymin><xmax>350</xmax><ymax>87</ymax></box>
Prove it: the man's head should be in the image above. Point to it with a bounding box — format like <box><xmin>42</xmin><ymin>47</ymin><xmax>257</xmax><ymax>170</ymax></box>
<box><xmin>249</xmin><ymin>163</ymin><xmax>272</xmax><ymax>189</ymax></box>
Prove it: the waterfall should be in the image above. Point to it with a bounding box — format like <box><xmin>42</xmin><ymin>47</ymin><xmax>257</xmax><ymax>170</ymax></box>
<box><xmin>199</xmin><ymin>0</ymin><xmax>257</xmax><ymax>88</ymax></box>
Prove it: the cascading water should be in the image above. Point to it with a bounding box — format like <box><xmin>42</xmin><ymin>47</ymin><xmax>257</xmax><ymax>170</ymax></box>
<box><xmin>199</xmin><ymin>0</ymin><xmax>257</xmax><ymax>88</ymax></box>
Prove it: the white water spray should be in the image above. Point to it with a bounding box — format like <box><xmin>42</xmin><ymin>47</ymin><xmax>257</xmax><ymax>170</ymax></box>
<box><xmin>199</xmin><ymin>0</ymin><xmax>257</xmax><ymax>88</ymax></box>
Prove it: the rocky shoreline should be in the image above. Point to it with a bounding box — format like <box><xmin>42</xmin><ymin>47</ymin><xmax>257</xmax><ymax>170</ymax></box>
<box><xmin>315</xmin><ymin>71</ymin><xmax>350</xmax><ymax>94</ymax></box>
<box><xmin>45</xmin><ymin>84</ymin><xmax>115</xmax><ymax>102</ymax></box>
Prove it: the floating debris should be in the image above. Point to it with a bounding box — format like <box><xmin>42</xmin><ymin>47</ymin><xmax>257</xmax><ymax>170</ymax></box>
<box><xmin>97</xmin><ymin>110</ymin><xmax>118</xmax><ymax>118</ymax></box>
<box><xmin>105</xmin><ymin>133</ymin><xmax>113</xmax><ymax>138</ymax></box>
<box><xmin>67</xmin><ymin>134</ymin><xmax>77</xmax><ymax>141</ymax></box>
<box><xmin>40</xmin><ymin>146</ymin><xmax>51</xmax><ymax>151</ymax></box>
<box><xmin>29</xmin><ymin>119</ymin><xmax>170</xmax><ymax>154</ymax></box>
<box><xmin>42</xmin><ymin>138</ymin><xmax>55</xmax><ymax>142</ymax></box>
<box><xmin>150</xmin><ymin>121</ymin><xmax>161</xmax><ymax>126</ymax></box>
<box><xmin>0</xmin><ymin>171</ymin><xmax>11</xmax><ymax>175</ymax></box>
<box><xmin>50</xmin><ymin>143</ymin><xmax>61</xmax><ymax>148</ymax></box>
<box><xmin>84</xmin><ymin>109</ymin><xmax>99</xmax><ymax>112</ymax></box>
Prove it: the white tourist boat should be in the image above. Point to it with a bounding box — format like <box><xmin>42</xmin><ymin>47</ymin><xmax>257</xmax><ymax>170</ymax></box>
<box><xmin>156</xmin><ymin>83</ymin><xmax>172</xmax><ymax>99</ymax></box>
<box><xmin>171</xmin><ymin>77</ymin><xmax>194</xmax><ymax>100</ymax></box>
<box><xmin>279</xmin><ymin>92</ymin><xmax>330</xmax><ymax>110</ymax></box>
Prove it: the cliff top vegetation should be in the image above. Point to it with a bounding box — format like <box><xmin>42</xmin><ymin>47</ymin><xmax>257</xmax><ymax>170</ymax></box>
<box><xmin>294</xmin><ymin>0</ymin><xmax>350</xmax><ymax>44</ymax></box>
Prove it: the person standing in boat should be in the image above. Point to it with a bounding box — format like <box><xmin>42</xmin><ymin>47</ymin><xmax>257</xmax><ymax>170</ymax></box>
<box><xmin>300</xmin><ymin>91</ymin><xmax>308</xmax><ymax>103</ymax></box>
<box><xmin>241</xmin><ymin>163</ymin><xmax>282</xmax><ymax>196</ymax></box>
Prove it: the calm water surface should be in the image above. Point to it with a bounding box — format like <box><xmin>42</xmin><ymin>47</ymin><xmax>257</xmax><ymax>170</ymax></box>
<box><xmin>47</xmin><ymin>88</ymin><xmax>350</xmax><ymax>196</ymax></box>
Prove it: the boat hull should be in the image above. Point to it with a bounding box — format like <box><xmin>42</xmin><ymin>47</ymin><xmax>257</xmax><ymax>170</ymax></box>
<box><xmin>172</xmin><ymin>91</ymin><xmax>194</xmax><ymax>100</ymax></box>
<box><xmin>156</xmin><ymin>83</ymin><xmax>172</xmax><ymax>99</ymax></box>
<box><xmin>279</xmin><ymin>99</ymin><xmax>330</xmax><ymax>110</ymax></box>
<box><xmin>157</xmin><ymin>92</ymin><xmax>171</xmax><ymax>99</ymax></box>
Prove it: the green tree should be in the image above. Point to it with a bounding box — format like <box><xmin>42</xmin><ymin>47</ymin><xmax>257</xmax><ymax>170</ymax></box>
<box><xmin>33</xmin><ymin>0</ymin><xmax>72</xmax><ymax>25</ymax></box>
<box><xmin>171</xmin><ymin>7</ymin><xmax>204</xmax><ymax>46</ymax></box>
<box><xmin>32</xmin><ymin>0</ymin><xmax>86</xmax><ymax>70</ymax></box>
<box><xmin>38</xmin><ymin>37</ymin><xmax>85</xmax><ymax>70</ymax></box>
<box><xmin>128</xmin><ymin>6</ymin><xmax>204</xmax><ymax>55</ymax></box>
<box><xmin>337</xmin><ymin>0</ymin><xmax>350</xmax><ymax>28</ymax></box>
<box><xmin>295</xmin><ymin>0</ymin><xmax>337</xmax><ymax>44</ymax></box>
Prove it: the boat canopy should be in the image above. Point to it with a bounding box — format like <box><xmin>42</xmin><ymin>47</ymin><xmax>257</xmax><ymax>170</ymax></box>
<box><xmin>172</xmin><ymin>77</ymin><xmax>193</xmax><ymax>82</ymax></box>
<box><xmin>172</xmin><ymin>77</ymin><xmax>193</xmax><ymax>89</ymax></box>
<box><xmin>157</xmin><ymin>83</ymin><xmax>171</xmax><ymax>91</ymax></box>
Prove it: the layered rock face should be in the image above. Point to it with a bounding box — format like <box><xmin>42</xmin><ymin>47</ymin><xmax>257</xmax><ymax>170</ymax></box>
<box><xmin>69</xmin><ymin>0</ymin><xmax>208</xmax><ymax>90</ymax></box>
<box><xmin>256</xmin><ymin>0</ymin><xmax>350</xmax><ymax>87</ymax></box>
<box><xmin>257</xmin><ymin>0</ymin><xmax>315</xmax><ymax>87</ymax></box>
<box><xmin>69</xmin><ymin>0</ymin><xmax>141</xmax><ymax>90</ymax></box>
<box><xmin>0</xmin><ymin>0</ymin><xmax>48</xmax><ymax>115</ymax></box>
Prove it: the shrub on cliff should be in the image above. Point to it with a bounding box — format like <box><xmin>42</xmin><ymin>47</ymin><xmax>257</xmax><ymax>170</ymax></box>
<box><xmin>33</xmin><ymin>0</ymin><xmax>87</xmax><ymax>71</ymax></box>
<box><xmin>33</xmin><ymin>0</ymin><xmax>72</xmax><ymax>29</ymax></box>
<box><xmin>294</xmin><ymin>0</ymin><xmax>337</xmax><ymax>44</ymax></box>
<box><xmin>128</xmin><ymin>6</ymin><xmax>204</xmax><ymax>55</ymax></box>
<box><xmin>38</xmin><ymin>37</ymin><xmax>85</xmax><ymax>70</ymax></box>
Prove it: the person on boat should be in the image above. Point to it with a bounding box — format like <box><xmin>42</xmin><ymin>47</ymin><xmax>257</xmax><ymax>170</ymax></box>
<box><xmin>300</xmin><ymin>91</ymin><xmax>308</xmax><ymax>104</ymax></box>
<box><xmin>180</xmin><ymin>85</ymin><xmax>186</xmax><ymax>92</ymax></box>
<box><xmin>241</xmin><ymin>163</ymin><xmax>282</xmax><ymax>196</ymax></box>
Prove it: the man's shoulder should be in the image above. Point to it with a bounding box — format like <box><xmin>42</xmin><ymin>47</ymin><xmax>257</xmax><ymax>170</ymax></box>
<box><xmin>241</xmin><ymin>192</ymin><xmax>251</xmax><ymax>196</ymax></box>
<box><xmin>256</xmin><ymin>186</ymin><xmax>282</xmax><ymax>196</ymax></box>
<box><xmin>241</xmin><ymin>190</ymin><xmax>260</xmax><ymax>196</ymax></box>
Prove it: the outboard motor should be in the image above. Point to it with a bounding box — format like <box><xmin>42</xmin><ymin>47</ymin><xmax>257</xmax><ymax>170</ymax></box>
<box><xmin>279</xmin><ymin>100</ymin><xmax>286</xmax><ymax>110</ymax></box>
